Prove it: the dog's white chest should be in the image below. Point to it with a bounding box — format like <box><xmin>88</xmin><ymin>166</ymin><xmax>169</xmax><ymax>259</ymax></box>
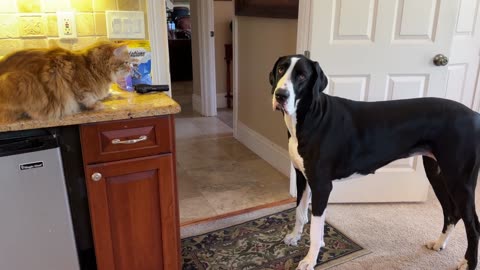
<box><xmin>285</xmin><ymin>114</ymin><xmax>306</xmax><ymax>176</ymax></box>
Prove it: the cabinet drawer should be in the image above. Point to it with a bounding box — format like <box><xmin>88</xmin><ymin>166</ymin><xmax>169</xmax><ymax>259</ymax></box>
<box><xmin>80</xmin><ymin>116</ymin><xmax>173</xmax><ymax>164</ymax></box>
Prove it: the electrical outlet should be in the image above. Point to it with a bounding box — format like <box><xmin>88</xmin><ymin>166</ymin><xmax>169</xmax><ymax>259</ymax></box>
<box><xmin>106</xmin><ymin>11</ymin><xmax>145</xmax><ymax>39</ymax></box>
<box><xmin>57</xmin><ymin>11</ymin><xmax>77</xmax><ymax>39</ymax></box>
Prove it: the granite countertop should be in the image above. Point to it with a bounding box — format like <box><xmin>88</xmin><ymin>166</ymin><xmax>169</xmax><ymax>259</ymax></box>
<box><xmin>0</xmin><ymin>89</ymin><xmax>181</xmax><ymax>132</ymax></box>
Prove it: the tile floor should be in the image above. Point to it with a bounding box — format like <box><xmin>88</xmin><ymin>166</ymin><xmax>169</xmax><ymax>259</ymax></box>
<box><xmin>172</xmin><ymin>81</ymin><xmax>291</xmax><ymax>224</ymax></box>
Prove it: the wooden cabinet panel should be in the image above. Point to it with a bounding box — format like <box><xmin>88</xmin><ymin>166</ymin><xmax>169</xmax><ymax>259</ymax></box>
<box><xmin>84</xmin><ymin>154</ymin><xmax>180</xmax><ymax>270</ymax></box>
<box><xmin>80</xmin><ymin>116</ymin><xmax>173</xmax><ymax>164</ymax></box>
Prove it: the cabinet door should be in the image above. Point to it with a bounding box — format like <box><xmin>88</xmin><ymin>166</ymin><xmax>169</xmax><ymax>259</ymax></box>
<box><xmin>85</xmin><ymin>155</ymin><xmax>180</xmax><ymax>270</ymax></box>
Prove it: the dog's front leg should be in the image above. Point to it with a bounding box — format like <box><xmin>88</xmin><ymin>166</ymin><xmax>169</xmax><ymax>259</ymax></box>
<box><xmin>297</xmin><ymin>180</ymin><xmax>332</xmax><ymax>270</ymax></box>
<box><xmin>285</xmin><ymin>169</ymin><xmax>311</xmax><ymax>246</ymax></box>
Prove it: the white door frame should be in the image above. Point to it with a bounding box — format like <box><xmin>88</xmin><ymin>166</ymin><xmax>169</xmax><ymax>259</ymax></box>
<box><xmin>192</xmin><ymin>0</ymin><xmax>218</xmax><ymax>116</ymax></box>
<box><xmin>146</xmin><ymin>0</ymin><xmax>171</xmax><ymax>96</ymax></box>
<box><xmin>288</xmin><ymin>0</ymin><xmax>313</xmax><ymax>198</ymax></box>
<box><xmin>147</xmin><ymin>0</ymin><xmax>217</xmax><ymax>116</ymax></box>
<box><xmin>296</xmin><ymin>0</ymin><xmax>312</xmax><ymax>56</ymax></box>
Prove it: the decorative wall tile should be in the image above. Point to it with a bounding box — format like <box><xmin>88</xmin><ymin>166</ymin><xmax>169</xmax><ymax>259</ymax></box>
<box><xmin>18</xmin><ymin>15</ymin><xmax>46</xmax><ymax>37</ymax></box>
<box><xmin>0</xmin><ymin>39</ymin><xmax>23</xmax><ymax>56</ymax></box>
<box><xmin>0</xmin><ymin>0</ymin><xmax>19</xmax><ymax>13</ymax></box>
<box><xmin>43</xmin><ymin>0</ymin><xmax>70</xmax><ymax>12</ymax></box>
<box><xmin>48</xmin><ymin>38</ymin><xmax>74</xmax><ymax>49</ymax></box>
<box><xmin>139</xmin><ymin>0</ymin><xmax>147</xmax><ymax>11</ymax></box>
<box><xmin>117</xmin><ymin>0</ymin><xmax>140</xmax><ymax>10</ymax></box>
<box><xmin>95</xmin><ymin>36</ymin><xmax>109</xmax><ymax>42</ymax></box>
<box><xmin>76</xmin><ymin>13</ymin><xmax>95</xmax><ymax>36</ymax></box>
<box><xmin>17</xmin><ymin>0</ymin><xmax>42</xmax><ymax>12</ymax></box>
<box><xmin>143</xmin><ymin>12</ymin><xmax>148</xmax><ymax>39</ymax></box>
<box><xmin>0</xmin><ymin>15</ymin><xmax>19</xmax><ymax>38</ymax></box>
<box><xmin>93</xmin><ymin>0</ymin><xmax>117</xmax><ymax>11</ymax></box>
<box><xmin>23</xmin><ymin>38</ymin><xmax>48</xmax><ymax>48</ymax></box>
<box><xmin>46</xmin><ymin>14</ymin><xmax>58</xmax><ymax>36</ymax></box>
<box><xmin>72</xmin><ymin>36</ymin><xmax>97</xmax><ymax>50</ymax></box>
<box><xmin>94</xmin><ymin>13</ymin><xmax>107</xmax><ymax>35</ymax></box>
<box><xmin>0</xmin><ymin>0</ymin><xmax>150</xmax><ymax>56</ymax></box>
<box><xmin>71</xmin><ymin>0</ymin><xmax>93</xmax><ymax>12</ymax></box>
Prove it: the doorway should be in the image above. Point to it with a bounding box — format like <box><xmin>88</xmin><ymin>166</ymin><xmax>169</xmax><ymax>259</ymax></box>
<box><xmin>165</xmin><ymin>0</ymin><xmax>292</xmax><ymax>225</ymax></box>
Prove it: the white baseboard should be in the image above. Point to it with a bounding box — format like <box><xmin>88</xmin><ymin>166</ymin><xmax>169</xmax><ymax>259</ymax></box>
<box><xmin>192</xmin><ymin>92</ymin><xmax>229</xmax><ymax>111</ymax></box>
<box><xmin>235</xmin><ymin>121</ymin><xmax>290</xmax><ymax>177</ymax></box>
<box><xmin>192</xmin><ymin>93</ymin><xmax>202</xmax><ymax>113</ymax></box>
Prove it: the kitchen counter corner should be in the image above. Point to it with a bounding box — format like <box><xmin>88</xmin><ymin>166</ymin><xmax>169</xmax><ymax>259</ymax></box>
<box><xmin>0</xmin><ymin>89</ymin><xmax>181</xmax><ymax>132</ymax></box>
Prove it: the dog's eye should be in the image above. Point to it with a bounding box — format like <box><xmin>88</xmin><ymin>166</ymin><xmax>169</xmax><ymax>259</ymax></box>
<box><xmin>278</xmin><ymin>67</ymin><xmax>285</xmax><ymax>74</ymax></box>
<box><xmin>298</xmin><ymin>74</ymin><xmax>306</xmax><ymax>81</ymax></box>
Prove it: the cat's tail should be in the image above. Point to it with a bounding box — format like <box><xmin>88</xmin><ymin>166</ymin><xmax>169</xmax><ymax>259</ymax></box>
<box><xmin>0</xmin><ymin>71</ymin><xmax>50</xmax><ymax>120</ymax></box>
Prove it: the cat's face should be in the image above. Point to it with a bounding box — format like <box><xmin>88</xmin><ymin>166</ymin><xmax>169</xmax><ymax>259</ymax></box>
<box><xmin>86</xmin><ymin>42</ymin><xmax>133</xmax><ymax>83</ymax></box>
<box><xmin>109</xmin><ymin>45</ymin><xmax>132</xmax><ymax>82</ymax></box>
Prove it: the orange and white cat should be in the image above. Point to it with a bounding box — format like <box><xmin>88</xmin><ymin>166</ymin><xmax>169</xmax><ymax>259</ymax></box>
<box><xmin>0</xmin><ymin>41</ymin><xmax>131</xmax><ymax>122</ymax></box>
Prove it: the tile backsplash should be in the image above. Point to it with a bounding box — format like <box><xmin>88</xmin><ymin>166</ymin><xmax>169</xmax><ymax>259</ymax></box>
<box><xmin>0</xmin><ymin>0</ymin><xmax>148</xmax><ymax>56</ymax></box>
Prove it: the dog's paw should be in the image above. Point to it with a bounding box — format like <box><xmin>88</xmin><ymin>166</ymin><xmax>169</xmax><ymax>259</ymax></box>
<box><xmin>284</xmin><ymin>231</ymin><xmax>302</xmax><ymax>246</ymax></box>
<box><xmin>296</xmin><ymin>257</ymin><xmax>316</xmax><ymax>270</ymax></box>
<box><xmin>426</xmin><ymin>240</ymin><xmax>445</xmax><ymax>251</ymax></box>
<box><xmin>320</xmin><ymin>240</ymin><xmax>326</xmax><ymax>248</ymax></box>
<box><xmin>457</xmin><ymin>259</ymin><xmax>468</xmax><ymax>270</ymax></box>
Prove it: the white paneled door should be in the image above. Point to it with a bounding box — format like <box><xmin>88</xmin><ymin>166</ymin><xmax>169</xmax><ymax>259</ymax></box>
<box><xmin>296</xmin><ymin>0</ymin><xmax>461</xmax><ymax>202</ymax></box>
<box><xmin>449</xmin><ymin>0</ymin><xmax>480</xmax><ymax>110</ymax></box>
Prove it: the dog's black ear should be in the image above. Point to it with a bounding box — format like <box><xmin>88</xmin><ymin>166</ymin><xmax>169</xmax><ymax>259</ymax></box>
<box><xmin>269</xmin><ymin>71</ymin><xmax>275</xmax><ymax>86</ymax></box>
<box><xmin>310</xmin><ymin>62</ymin><xmax>328</xmax><ymax>112</ymax></box>
<box><xmin>269</xmin><ymin>57</ymin><xmax>283</xmax><ymax>90</ymax></box>
<box><xmin>313</xmin><ymin>61</ymin><xmax>328</xmax><ymax>98</ymax></box>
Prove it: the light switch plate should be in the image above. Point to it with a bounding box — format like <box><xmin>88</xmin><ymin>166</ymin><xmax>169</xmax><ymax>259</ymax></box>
<box><xmin>56</xmin><ymin>11</ymin><xmax>77</xmax><ymax>39</ymax></box>
<box><xmin>105</xmin><ymin>11</ymin><xmax>145</xmax><ymax>39</ymax></box>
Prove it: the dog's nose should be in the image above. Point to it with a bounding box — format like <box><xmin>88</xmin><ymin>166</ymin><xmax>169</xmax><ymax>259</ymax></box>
<box><xmin>275</xmin><ymin>88</ymin><xmax>289</xmax><ymax>103</ymax></box>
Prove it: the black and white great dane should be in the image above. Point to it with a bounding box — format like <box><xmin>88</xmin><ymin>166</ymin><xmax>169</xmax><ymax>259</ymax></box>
<box><xmin>269</xmin><ymin>55</ymin><xmax>480</xmax><ymax>270</ymax></box>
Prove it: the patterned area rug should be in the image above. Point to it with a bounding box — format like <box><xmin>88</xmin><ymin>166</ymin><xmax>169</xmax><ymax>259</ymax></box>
<box><xmin>181</xmin><ymin>208</ymin><xmax>369</xmax><ymax>270</ymax></box>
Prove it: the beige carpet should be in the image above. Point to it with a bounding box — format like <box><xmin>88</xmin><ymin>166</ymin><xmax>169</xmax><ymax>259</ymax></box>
<box><xmin>326</xmin><ymin>187</ymin><xmax>479</xmax><ymax>270</ymax></box>
<box><xmin>182</xmin><ymin>186</ymin><xmax>479</xmax><ymax>270</ymax></box>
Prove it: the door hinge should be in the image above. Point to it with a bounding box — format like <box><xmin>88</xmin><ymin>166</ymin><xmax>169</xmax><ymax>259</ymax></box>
<box><xmin>304</xmin><ymin>50</ymin><xmax>311</xmax><ymax>59</ymax></box>
<box><xmin>210</xmin><ymin>31</ymin><xmax>214</xmax><ymax>37</ymax></box>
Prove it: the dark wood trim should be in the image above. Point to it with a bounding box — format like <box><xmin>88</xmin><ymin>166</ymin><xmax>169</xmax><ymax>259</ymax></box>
<box><xmin>235</xmin><ymin>0</ymin><xmax>299</xmax><ymax>19</ymax></box>
<box><xmin>164</xmin><ymin>116</ymin><xmax>181</xmax><ymax>269</ymax></box>
<box><xmin>180</xmin><ymin>197</ymin><xmax>295</xmax><ymax>227</ymax></box>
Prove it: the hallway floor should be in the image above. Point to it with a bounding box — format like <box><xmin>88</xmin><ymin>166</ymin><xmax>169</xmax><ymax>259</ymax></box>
<box><xmin>172</xmin><ymin>81</ymin><xmax>291</xmax><ymax>224</ymax></box>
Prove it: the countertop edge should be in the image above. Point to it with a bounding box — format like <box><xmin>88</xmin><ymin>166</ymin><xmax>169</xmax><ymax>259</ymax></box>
<box><xmin>0</xmin><ymin>105</ymin><xmax>181</xmax><ymax>132</ymax></box>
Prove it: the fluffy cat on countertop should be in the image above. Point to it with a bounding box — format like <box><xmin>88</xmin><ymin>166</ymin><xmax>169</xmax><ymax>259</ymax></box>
<box><xmin>0</xmin><ymin>41</ymin><xmax>132</xmax><ymax>123</ymax></box>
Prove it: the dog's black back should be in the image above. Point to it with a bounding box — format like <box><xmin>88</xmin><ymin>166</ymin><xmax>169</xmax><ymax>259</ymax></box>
<box><xmin>298</xmin><ymin>95</ymin><xmax>480</xmax><ymax>180</ymax></box>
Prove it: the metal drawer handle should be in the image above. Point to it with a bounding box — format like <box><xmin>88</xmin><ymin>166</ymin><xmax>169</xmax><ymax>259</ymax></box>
<box><xmin>112</xmin><ymin>135</ymin><xmax>147</xmax><ymax>145</ymax></box>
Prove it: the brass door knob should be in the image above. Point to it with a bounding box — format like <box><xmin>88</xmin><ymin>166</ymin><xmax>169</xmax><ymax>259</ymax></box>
<box><xmin>91</xmin><ymin>172</ymin><xmax>102</xmax><ymax>181</ymax></box>
<box><xmin>433</xmin><ymin>54</ymin><xmax>449</xmax><ymax>66</ymax></box>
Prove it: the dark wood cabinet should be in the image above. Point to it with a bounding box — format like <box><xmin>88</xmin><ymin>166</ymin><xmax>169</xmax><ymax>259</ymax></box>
<box><xmin>235</xmin><ymin>0</ymin><xmax>299</xmax><ymax>19</ymax></box>
<box><xmin>80</xmin><ymin>116</ymin><xmax>180</xmax><ymax>270</ymax></box>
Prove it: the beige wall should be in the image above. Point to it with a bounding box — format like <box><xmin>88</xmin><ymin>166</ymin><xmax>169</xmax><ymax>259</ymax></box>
<box><xmin>214</xmin><ymin>1</ymin><xmax>234</xmax><ymax>95</ymax></box>
<box><xmin>237</xmin><ymin>16</ymin><xmax>297</xmax><ymax>150</ymax></box>
<box><xmin>0</xmin><ymin>0</ymin><xmax>148</xmax><ymax>56</ymax></box>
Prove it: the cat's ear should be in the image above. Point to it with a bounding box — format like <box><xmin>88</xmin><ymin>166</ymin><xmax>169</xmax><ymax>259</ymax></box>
<box><xmin>113</xmin><ymin>44</ymin><xmax>128</xmax><ymax>56</ymax></box>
